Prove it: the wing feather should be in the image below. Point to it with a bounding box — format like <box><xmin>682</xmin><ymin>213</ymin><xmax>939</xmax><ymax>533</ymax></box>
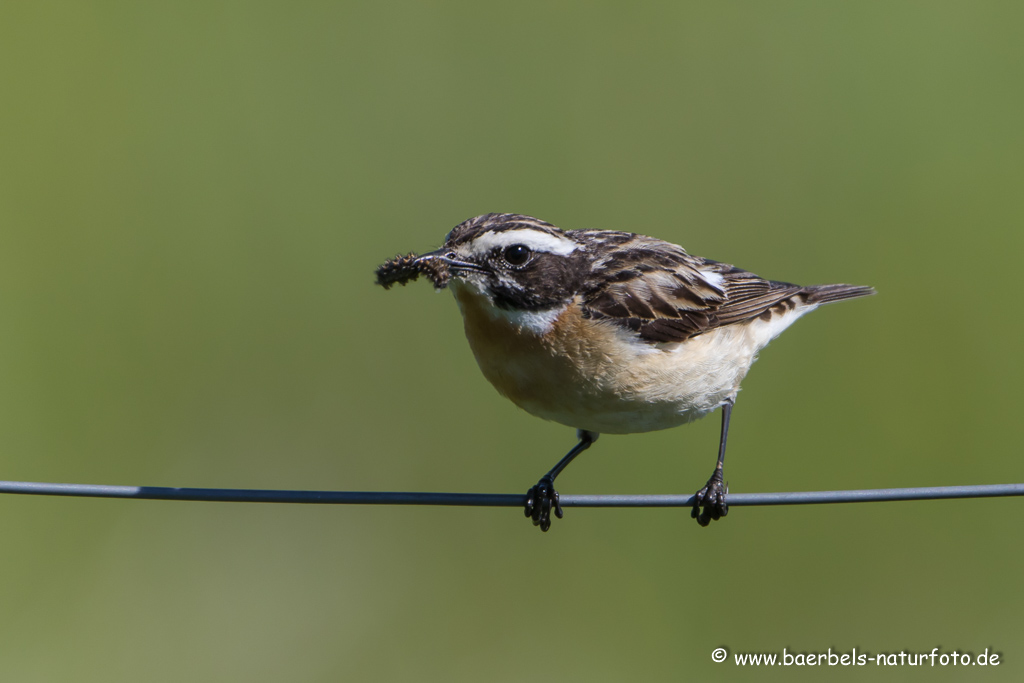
<box><xmin>576</xmin><ymin>233</ymin><xmax>805</xmax><ymax>343</ymax></box>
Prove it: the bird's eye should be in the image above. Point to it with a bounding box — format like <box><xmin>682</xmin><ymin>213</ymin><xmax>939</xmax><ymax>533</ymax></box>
<box><xmin>502</xmin><ymin>244</ymin><xmax>531</xmax><ymax>266</ymax></box>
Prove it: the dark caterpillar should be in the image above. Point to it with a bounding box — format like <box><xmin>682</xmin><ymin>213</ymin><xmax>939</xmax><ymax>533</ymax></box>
<box><xmin>375</xmin><ymin>252</ymin><xmax>451</xmax><ymax>290</ymax></box>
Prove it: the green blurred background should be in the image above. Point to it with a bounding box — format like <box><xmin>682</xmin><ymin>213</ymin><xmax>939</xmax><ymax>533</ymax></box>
<box><xmin>1</xmin><ymin>2</ymin><xmax>1022</xmax><ymax>681</ymax></box>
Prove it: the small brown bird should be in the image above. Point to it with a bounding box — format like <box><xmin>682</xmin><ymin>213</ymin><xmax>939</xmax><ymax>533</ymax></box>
<box><xmin>377</xmin><ymin>213</ymin><xmax>874</xmax><ymax>531</ymax></box>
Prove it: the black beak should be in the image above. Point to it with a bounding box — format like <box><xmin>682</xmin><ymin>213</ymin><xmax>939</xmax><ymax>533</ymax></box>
<box><xmin>414</xmin><ymin>249</ymin><xmax>485</xmax><ymax>273</ymax></box>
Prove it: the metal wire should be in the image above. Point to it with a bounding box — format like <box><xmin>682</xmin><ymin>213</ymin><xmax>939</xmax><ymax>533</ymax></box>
<box><xmin>0</xmin><ymin>480</ymin><xmax>1022</xmax><ymax>507</ymax></box>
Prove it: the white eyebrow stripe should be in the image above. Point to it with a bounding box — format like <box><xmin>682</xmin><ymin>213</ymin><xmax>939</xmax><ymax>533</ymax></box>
<box><xmin>467</xmin><ymin>229</ymin><xmax>578</xmax><ymax>256</ymax></box>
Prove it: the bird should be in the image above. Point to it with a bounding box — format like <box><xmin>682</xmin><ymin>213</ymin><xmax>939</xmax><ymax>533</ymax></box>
<box><xmin>375</xmin><ymin>213</ymin><xmax>875</xmax><ymax>531</ymax></box>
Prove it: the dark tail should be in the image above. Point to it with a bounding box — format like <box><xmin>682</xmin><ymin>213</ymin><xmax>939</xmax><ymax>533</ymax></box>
<box><xmin>803</xmin><ymin>284</ymin><xmax>876</xmax><ymax>305</ymax></box>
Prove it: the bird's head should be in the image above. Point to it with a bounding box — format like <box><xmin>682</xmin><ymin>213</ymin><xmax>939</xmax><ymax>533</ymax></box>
<box><xmin>378</xmin><ymin>213</ymin><xmax>590</xmax><ymax>312</ymax></box>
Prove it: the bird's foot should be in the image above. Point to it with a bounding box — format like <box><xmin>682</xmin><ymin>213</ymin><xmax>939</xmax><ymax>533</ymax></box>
<box><xmin>525</xmin><ymin>477</ymin><xmax>562</xmax><ymax>532</ymax></box>
<box><xmin>691</xmin><ymin>471</ymin><xmax>728</xmax><ymax>527</ymax></box>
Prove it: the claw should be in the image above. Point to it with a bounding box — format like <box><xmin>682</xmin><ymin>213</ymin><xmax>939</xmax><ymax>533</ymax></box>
<box><xmin>692</xmin><ymin>473</ymin><xmax>729</xmax><ymax>527</ymax></box>
<box><xmin>525</xmin><ymin>477</ymin><xmax>559</xmax><ymax>532</ymax></box>
<box><xmin>522</xmin><ymin>430</ymin><xmax>596</xmax><ymax>533</ymax></box>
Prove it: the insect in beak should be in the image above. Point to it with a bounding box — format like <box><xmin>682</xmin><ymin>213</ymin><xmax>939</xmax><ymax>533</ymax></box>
<box><xmin>375</xmin><ymin>249</ymin><xmax>484</xmax><ymax>290</ymax></box>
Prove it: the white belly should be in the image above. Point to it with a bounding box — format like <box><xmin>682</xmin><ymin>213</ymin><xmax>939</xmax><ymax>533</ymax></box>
<box><xmin>534</xmin><ymin>310</ymin><xmax>813</xmax><ymax>433</ymax></box>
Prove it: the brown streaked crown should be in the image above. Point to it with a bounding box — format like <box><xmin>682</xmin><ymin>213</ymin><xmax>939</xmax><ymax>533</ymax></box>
<box><xmin>444</xmin><ymin>213</ymin><xmax>564</xmax><ymax>248</ymax></box>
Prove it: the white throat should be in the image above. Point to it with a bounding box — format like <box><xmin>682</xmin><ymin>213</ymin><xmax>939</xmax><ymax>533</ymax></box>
<box><xmin>450</xmin><ymin>280</ymin><xmax>567</xmax><ymax>335</ymax></box>
<box><xmin>490</xmin><ymin>304</ymin><xmax>568</xmax><ymax>335</ymax></box>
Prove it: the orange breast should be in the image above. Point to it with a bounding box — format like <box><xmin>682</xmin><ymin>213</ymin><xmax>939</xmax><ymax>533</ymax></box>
<box><xmin>455</xmin><ymin>288</ymin><xmax>573</xmax><ymax>404</ymax></box>
<box><xmin>451</xmin><ymin>285</ymin><xmax>631</xmax><ymax>426</ymax></box>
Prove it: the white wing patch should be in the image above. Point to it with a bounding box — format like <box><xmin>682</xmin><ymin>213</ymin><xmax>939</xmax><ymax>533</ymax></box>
<box><xmin>698</xmin><ymin>269</ymin><xmax>726</xmax><ymax>292</ymax></box>
<box><xmin>467</xmin><ymin>229</ymin><xmax>578</xmax><ymax>257</ymax></box>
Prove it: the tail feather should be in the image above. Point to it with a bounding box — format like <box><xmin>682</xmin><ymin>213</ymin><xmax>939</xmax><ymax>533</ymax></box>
<box><xmin>803</xmin><ymin>284</ymin><xmax>876</xmax><ymax>305</ymax></box>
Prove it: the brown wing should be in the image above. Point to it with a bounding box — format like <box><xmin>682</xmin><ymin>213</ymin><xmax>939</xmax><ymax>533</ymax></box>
<box><xmin>575</xmin><ymin>232</ymin><xmax>803</xmax><ymax>343</ymax></box>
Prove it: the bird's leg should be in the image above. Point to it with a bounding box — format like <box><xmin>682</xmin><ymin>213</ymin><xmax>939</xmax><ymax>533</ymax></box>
<box><xmin>692</xmin><ymin>401</ymin><xmax>732</xmax><ymax>527</ymax></box>
<box><xmin>525</xmin><ymin>430</ymin><xmax>598</xmax><ymax>532</ymax></box>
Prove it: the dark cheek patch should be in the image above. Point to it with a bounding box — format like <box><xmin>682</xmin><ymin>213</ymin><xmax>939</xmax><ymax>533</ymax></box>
<box><xmin>489</xmin><ymin>254</ymin><xmax>583</xmax><ymax>311</ymax></box>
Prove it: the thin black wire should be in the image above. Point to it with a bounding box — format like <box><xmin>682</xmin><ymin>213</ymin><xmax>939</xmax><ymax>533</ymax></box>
<box><xmin>1</xmin><ymin>480</ymin><xmax>1022</xmax><ymax>507</ymax></box>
